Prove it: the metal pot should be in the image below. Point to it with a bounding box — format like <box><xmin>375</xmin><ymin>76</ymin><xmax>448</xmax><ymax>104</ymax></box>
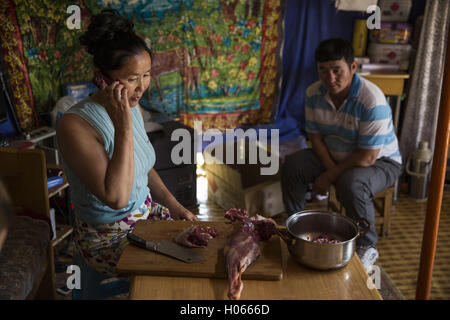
<box><xmin>283</xmin><ymin>210</ymin><xmax>370</xmax><ymax>271</ymax></box>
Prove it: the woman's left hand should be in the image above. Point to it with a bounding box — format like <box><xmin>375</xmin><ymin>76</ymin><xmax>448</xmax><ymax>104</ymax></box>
<box><xmin>170</xmin><ymin>205</ymin><xmax>199</xmax><ymax>221</ymax></box>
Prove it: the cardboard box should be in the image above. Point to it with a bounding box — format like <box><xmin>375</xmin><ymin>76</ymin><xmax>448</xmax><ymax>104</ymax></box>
<box><xmin>257</xmin><ymin>134</ymin><xmax>307</xmax><ymax>163</ymax></box>
<box><xmin>207</xmin><ymin>170</ymin><xmax>285</xmax><ymax>217</ymax></box>
<box><xmin>206</xmin><ymin>170</ymin><xmax>246</xmax><ymax>210</ymax></box>
<box><xmin>203</xmin><ymin>138</ymin><xmax>281</xmax><ymax>189</ymax></box>
<box><xmin>244</xmin><ymin>180</ymin><xmax>285</xmax><ymax>217</ymax></box>
<box><xmin>204</xmin><ymin>135</ymin><xmax>306</xmax><ymax>217</ymax></box>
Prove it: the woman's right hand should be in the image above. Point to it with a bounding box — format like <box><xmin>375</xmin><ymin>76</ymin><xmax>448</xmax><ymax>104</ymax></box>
<box><xmin>94</xmin><ymin>80</ymin><xmax>132</xmax><ymax>131</ymax></box>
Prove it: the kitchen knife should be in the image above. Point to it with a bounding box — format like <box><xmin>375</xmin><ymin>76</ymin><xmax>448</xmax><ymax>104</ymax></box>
<box><xmin>127</xmin><ymin>233</ymin><xmax>205</xmax><ymax>263</ymax></box>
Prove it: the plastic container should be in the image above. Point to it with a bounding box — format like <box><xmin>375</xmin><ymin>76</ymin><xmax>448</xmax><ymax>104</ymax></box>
<box><xmin>370</xmin><ymin>22</ymin><xmax>412</xmax><ymax>44</ymax></box>
<box><xmin>379</xmin><ymin>0</ymin><xmax>412</xmax><ymax>22</ymax></box>
<box><xmin>368</xmin><ymin>43</ymin><xmax>412</xmax><ymax>70</ymax></box>
<box><xmin>360</xmin><ymin>63</ymin><xmax>400</xmax><ymax>73</ymax></box>
<box><xmin>353</xmin><ymin>19</ymin><xmax>368</xmax><ymax>56</ymax></box>
<box><xmin>406</xmin><ymin>141</ymin><xmax>433</xmax><ymax>202</ymax></box>
<box><xmin>47</xmin><ymin>176</ymin><xmax>64</xmax><ymax>189</ymax></box>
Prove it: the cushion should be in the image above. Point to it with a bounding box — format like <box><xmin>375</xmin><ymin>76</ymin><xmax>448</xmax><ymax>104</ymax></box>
<box><xmin>0</xmin><ymin>215</ymin><xmax>50</xmax><ymax>300</ymax></box>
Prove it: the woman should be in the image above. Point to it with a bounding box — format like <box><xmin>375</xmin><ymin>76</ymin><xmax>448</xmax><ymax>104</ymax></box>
<box><xmin>57</xmin><ymin>9</ymin><xmax>197</xmax><ymax>280</ymax></box>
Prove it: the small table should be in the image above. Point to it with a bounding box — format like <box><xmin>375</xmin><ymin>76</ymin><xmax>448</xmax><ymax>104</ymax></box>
<box><xmin>361</xmin><ymin>73</ymin><xmax>410</xmax><ymax>134</ymax></box>
<box><xmin>129</xmin><ymin>242</ymin><xmax>382</xmax><ymax>300</ymax></box>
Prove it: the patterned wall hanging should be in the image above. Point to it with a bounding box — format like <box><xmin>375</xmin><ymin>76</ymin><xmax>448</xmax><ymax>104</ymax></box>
<box><xmin>0</xmin><ymin>0</ymin><xmax>38</xmax><ymax>131</ymax></box>
<box><xmin>2</xmin><ymin>0</ymin><xmax>285</xmax><ymax>131</ymax></box>
<box><xmin>129</xmin><ymin>0</ymin><xmax>286</xmax><ymax>130</ymax></box>
<box><xmin>9</xmin><ymin>0</ymin><xmax>100</xmax><ymax>121</ymax></box>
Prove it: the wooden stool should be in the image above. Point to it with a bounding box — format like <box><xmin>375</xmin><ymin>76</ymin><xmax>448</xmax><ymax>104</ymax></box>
<box><xmin>327</xmin><ymin>185</ymin><xmax>395</xmax><ymax>237</ymax></box>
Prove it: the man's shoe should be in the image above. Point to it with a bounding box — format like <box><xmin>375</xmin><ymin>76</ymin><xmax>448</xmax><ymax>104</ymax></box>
<box><xmin>356</xmin><ymin>247</ymin><xmax>379</xmax><ymax>273</ymax></box>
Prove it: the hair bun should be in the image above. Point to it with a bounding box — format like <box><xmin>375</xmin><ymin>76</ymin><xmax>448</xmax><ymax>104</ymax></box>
<box><xmin>80</xmin><ymin>9</ymin><xmax>135</xmax><ymax>55</ymax></box>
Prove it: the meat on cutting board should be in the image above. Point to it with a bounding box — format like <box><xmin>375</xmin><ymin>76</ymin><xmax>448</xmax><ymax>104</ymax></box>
<box><xmin>174</xmin><ymin>225</ymin><xmax>218</xmax><ymax>248</ymax></box>
<box><xmin>224</xmin><ymin>208</ymin><xmax>278</xmax><ymax>300</ymax></box>
<box><xmin>224</xmin><ymin>224</ymin><xmax>260</xmax><ymax>300</ymax></box>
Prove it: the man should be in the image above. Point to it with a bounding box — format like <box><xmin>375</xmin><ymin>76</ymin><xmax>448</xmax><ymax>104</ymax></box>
<box><xmin>281</xmin><ymin>38</ymin><xmax>402</xmax><ymax>272</ymax></box>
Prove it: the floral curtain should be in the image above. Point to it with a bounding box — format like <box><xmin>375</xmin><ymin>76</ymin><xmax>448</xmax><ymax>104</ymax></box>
<box><xmin>399</xmin><ymin>0</ymin><xmax>450</xmax><ymax>157</ymax></box>
<box><xmin>0</xmin><ymin>0</ymin><xmax>285</xmax><ymax>132</ymax></box>
<box><xmin>108</xmin><ymin>0</ymin><xmax>285</xmax><ymax>130</ymax></box>
<box><xmin>8</xmin><ymin>0</ymin><xmax>98</xmax><ymax>123</ymax></box>
<box><xmin>0</xmin><ymin>0</ymin><xmax>38</xmax><ymax>131</ymax></box>
<box><xmin>176</xmin><ymin>0</ymin><xmax>285</xmax><ymax>130</ymax></box>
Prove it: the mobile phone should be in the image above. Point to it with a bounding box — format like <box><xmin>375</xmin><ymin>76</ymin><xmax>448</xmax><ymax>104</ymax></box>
<box><xmin>93</xmin><ymin>70</ymin><xmax>113</xmax><ymax>88</ymax></box>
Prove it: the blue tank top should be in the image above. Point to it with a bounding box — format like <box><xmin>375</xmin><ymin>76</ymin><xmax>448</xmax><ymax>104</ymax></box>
<box><xmin>61</xmin><ymin>97</ymin><xmax>155</xmax><ymax>226</ymax></box>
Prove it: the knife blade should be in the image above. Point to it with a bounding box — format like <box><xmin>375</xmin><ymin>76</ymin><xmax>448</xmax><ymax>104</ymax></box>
<box><xmin>127</xmin><ymin>233</ymin><xmax>205</xmax><ymax>263</ymax></box>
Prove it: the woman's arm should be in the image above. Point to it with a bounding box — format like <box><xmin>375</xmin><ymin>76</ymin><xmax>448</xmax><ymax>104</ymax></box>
<box><xmin>147</xmin><ymin>168</ymin><xmax>198</xmax><ymax>221</ymax></box>
<box><xmin>56</xmin><ymin>82</ymin><xmax>135</xmax><ymax>210</ymax></box>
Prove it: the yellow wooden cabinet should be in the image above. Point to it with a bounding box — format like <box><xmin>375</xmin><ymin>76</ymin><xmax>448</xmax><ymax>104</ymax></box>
<box><xmin>0</xmin><ymin>147</ymin><xmax>72</xmax><ymax>299</ymax></box>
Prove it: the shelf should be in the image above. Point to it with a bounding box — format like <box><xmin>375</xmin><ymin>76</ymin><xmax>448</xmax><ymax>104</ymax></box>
<box><xmin>48</xmin><ymin>181</ymin><xmax>69</xmax><ymax>198</ymax></box>
<box><xmin>47</xmin><ymin>163</ymin><xmax>73</xmax><ymax>248</ymax></box>
<box><xmin>47</xmin><ymin>164</ymin><xmax>69</xmax><ymax>198</ymax></box>
<box><xmin>52</xmin><ymin>224</ymin><xmax>73</xmax><ymax>247</ymax></box>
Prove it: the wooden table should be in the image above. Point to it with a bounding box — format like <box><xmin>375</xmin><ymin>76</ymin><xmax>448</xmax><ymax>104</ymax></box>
<box><xmin>129</xmin><ymin>241</ymin><xmax>382</xmax><ymax>300</ymax></box>
<box><xmin>361</xmin><ymin>73</ymin><xmax>410</xmax><ymax>134</ymax></box>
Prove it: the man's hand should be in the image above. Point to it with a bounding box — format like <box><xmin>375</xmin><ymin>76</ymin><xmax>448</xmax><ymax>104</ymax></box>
<box><xmin>313</xmin><ymin>172</ymin><xmax>332</xmax><ymax>196</ymax></box>
<box><xmin>312</xmin><ymin>147</ymin><xmax>380</xmax><ymax>196</ymax></box>
<box><xmin>309</xmin><ymin>132</ymin><xmax>337</xmax><ymax>171</ymax></box>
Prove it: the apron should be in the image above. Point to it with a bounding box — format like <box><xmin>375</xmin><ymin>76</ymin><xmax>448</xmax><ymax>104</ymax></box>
<box><xmin>73</xmin><ymin>193</ymin><xmax>172</xmax><ymax>277</ymax></box>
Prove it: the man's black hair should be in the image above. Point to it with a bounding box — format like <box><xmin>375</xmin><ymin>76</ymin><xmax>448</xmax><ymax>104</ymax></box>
<box><xmin>314</xmin><ymin>38</ymin><xmax>354</xmax><ymax>67</ymax></box>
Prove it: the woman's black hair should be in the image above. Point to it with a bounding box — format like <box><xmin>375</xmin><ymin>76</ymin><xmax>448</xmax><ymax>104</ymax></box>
<box><xmin>79</xmin><ymin>9</ymin><xmax>152</xmax><ymax>77</ymax></box>
<box><xmin>314</xmin><ymin>38</ymin><xmax>354</xmax><ymax>67</ymax></box>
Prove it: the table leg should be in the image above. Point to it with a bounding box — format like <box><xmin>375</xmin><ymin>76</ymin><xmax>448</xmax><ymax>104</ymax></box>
<box><xmin>394</xmin><ymin>95</ymin><xmax>402</xmax><ymax>134</ymax></box>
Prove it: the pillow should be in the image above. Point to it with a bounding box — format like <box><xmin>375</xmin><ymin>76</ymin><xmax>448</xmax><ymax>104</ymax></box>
<box><xmin>0</xmin><ymin>215</ymin><xmax>51</xmax><ymax>300</ymax></box>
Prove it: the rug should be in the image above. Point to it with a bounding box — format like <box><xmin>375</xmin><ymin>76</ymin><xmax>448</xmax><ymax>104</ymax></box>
<box><xmin>376</xmin><ymin>191</ymin><xmax>450</xmax><ymax>300</ymax></box>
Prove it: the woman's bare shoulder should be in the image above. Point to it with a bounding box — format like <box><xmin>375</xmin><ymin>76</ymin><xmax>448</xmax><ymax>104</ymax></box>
<box><xmin>56</xmin><ymin>113</ymin><xmax>102</xmax><ymax>146</ymax></box>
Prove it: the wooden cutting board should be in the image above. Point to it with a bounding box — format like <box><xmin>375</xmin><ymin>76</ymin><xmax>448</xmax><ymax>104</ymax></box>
<box><xmin>116</xmin><ymin>220</ymin><xmax>283</xmax><ymax>280</ymax></box>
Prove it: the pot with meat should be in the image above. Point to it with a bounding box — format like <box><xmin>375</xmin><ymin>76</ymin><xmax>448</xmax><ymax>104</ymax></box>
<box><xmin>282</xmin><ymin>210</ymin><xmax>370</xmax><ymax>270</ymax></box>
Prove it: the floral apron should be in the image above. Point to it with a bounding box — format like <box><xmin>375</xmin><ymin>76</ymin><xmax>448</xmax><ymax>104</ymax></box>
<box><xmin>73</xmin><ymin>194</ymin><xmax>172</xmax><ymax>277</ymax></box>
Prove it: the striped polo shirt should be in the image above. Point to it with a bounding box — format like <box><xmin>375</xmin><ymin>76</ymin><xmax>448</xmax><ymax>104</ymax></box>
<box><xmin>305</xmin><ymin>73</ymin><xmax>402</xmax><ymax>165</ymax></box>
